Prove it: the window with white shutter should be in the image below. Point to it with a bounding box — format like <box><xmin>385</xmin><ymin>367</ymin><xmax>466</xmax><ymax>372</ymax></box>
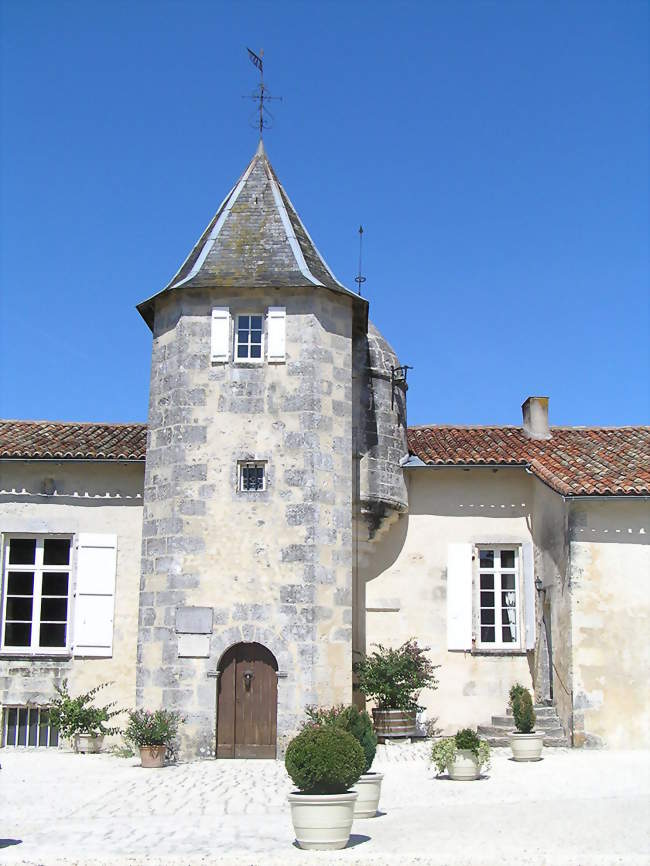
<box><xmin>73</xmin><ymin>533</ymin><xmax>117</xmax><ymax>658</ymax></box>
<box><xmin>267</xmin><ymin>306</ymin><xmax>286</xmax><ymax>363</ymax></box>
<box><xmin>211</xmin><ymin>307</ymin><xmax>231</xmax><ymax>363</ymax></box>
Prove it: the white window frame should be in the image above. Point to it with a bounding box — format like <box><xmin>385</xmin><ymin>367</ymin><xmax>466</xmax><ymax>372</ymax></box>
<box><xmin>1</xmin><ymin>535</ymin><xmax>73</xmax><ymax>656</ymax></box>
<box><xmin>474</xmin><ymin>545</ymin><xmax>522</xmax><ymax>650</ymax></box>
<box><xmin>234</xmin><ymin>313</ymin><xmax>265</xmax><ymax>363</ymax></box>
<box><xmin>238</xmin><ymin>461</ymin><xmax>267</xmax><ymax>492</ymax></box>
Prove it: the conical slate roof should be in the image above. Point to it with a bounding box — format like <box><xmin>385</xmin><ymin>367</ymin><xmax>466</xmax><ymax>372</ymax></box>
<box><xmin>138</xmin><ymin>141</ymin><xmax>362</xmax><ymax>328</ymax></box>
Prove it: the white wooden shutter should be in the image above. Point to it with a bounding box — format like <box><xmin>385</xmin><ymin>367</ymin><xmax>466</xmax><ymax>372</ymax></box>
<box><xmin>211</xmin><ymin>307</ymin><xmax>230</xmax><ymax>363</ymax></box>
<box><xmin>522</xmin><ymin>541</ymin><xmax>536</xmax><ymax>650</ymax></box>
<box><xmin>447</xmin><ymin>543</ymin><xmax>473</xmax><ymax>650</ymax></box>
<box><xmin>73</xmin><ymin>533</ymin><xmax>117</xmax><ymax>658</ymax></box>
<box><xmin>267</xmin><ymin>306</ymin><xmax>286</xmax><ymax>363</ymax></box>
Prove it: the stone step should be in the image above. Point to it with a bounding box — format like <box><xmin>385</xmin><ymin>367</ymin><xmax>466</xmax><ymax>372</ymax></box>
<box><xmin>478</xmin><ymin>733</ymin><xmax>570</xmax><ymax>748</ymax></box>
<box><xmin>477</xmin><ymin>724</ymin><xmax>566</xmax><ymax>740</ymax></box>
<box><xmin>491</xmin><ymin>715</ymin><xmax>561</xmax><ymax>730</ymax></box>
<box><xmin>505</xmin><ymin>706</ymin><xmax>557</xmax><ymax>718</ymax></box>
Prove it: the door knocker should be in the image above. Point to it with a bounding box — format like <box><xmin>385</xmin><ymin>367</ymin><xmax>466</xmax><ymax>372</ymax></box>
<box><xmin>243</xmin><ymin>670</ymin><xmax>254</xmax><ymax>690</ymax></box>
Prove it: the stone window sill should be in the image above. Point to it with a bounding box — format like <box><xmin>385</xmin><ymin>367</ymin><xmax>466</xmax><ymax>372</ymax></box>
<box><xmin>470</xmin><ymin>648</ymin><xmax>528</xmax><ymax>657</ymax></box>
<box><xmin>0</xmin><ymin>651</ymin><xmax>72</xmax><ymax>660</ymax></box>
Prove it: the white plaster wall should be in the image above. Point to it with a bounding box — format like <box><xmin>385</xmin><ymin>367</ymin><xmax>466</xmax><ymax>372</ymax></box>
<box><xmin>362</xmin><ymin>467</ymin><xmax>533</xmax><ymax>733</ymax></box>
<box><xmin>0</xmin><ymin>460</ymin><xmax>144</xmax><ymax>742</ymax></box>
<box><xmin>569</xmin><ymin>499</ymin><xmax>649</xmax><ymax>748</ymax></box>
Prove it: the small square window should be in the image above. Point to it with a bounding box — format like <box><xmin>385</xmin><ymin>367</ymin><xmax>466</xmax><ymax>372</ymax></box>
<box><xmin>235</xmin><ymin>314</ymin><xmax>264</xmax><ymax>362</ymax></box>
<box><xmin>238</xmin><ymin>461</ymin><xmax>266</xmax><ymax>492</ymax></box>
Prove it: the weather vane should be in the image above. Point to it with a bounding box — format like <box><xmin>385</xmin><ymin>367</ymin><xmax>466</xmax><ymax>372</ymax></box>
<box><xmin>355</xmin><ymin>225</ymin><xmax>366</xmax><ymax>296</ymax></box>
<box><xmin>244</xmin><ymin>48</ymin><xmax>282</xmax><ymax>137</ymax></box>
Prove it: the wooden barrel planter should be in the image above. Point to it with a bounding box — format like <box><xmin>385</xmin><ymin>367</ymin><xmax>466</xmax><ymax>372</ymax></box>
<box><xmin>372</xmin><ymin>708</ymin><xmax>417</xmax><ymax>739</ymax></box>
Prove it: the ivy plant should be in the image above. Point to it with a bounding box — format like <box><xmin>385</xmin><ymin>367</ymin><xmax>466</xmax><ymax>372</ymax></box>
<box><xmin>430</xmin><ymin>728</ymin><xmax>491</xmax><ymax>775</ymax></box>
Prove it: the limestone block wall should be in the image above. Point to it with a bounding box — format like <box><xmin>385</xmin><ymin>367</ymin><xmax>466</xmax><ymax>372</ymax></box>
<box><xmin>568</xmin><ymin>500</ymin><xmax>649</xmax><ymax>748</ymax></box>
<box><xmin>362</xmin><ymin>467</ymin><xmax>532</xmax><ymax>732</ymax></box>
<box><xmin>0</xmin><ymin>461</ymin><xmax>143</xmax><ymax>743</ymax></box>
<box><xmin>139</xmin><ymin>286</ymin><xmax>355</xmax><ymax>758</ymax></box>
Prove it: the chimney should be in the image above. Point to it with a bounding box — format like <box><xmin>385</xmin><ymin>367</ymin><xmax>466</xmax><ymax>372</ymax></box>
<box><xmin>522</xmin><ymin>396</ymin><xmax>551</xmax><ymax>440</ymax></box>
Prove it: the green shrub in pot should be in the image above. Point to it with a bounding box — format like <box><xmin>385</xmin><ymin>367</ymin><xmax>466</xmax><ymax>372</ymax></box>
<box><xmin>354</xmin><ymin>639</ymin><xmax>439</xmax><ymax>712</ymax></box>
<box><xmin>49</xmin><ymin>679</ymin><xmax>121</xmax><ymax>752</ymax></box>
<box><xmin>430</xmin><ymin>728</ymin><xmax>491</xmax><ymax>780</ymax></box>
<box><xmin>509</xmin><ymin>683</ymin><xmax>536</xmax><ymax>733</ymax></box>
<box><xmin>305</xmin><ymin>704</ymin><xmax>377</xmax><ymax>773</ymax></box>
<box><xmin>124</xmin><ymin>709</ymin><xmax>183</xmax><ymax>767</ymax></box>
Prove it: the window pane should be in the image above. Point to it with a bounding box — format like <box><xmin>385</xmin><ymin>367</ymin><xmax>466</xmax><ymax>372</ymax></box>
<box><xmin>43</xmin><ymin>539</ymin><xmax>70</xmax><ymax>565</ymax></box>
<box><xmin>28</xmin><ymin>708</ymin><xmax>38</xmax><ymax>746</ymax></box>
<box><xmin>9</xmin><ymin>539</ymin><xmax>36</xmax><ymax>565</ymax></box>
<box><xmin>502</xmin><ymin>590</ymin><xmax>517</xmax><ymax>609</ymax></box>
<box><xmin>500</xmin><ymin>549</ymin><xmax>515</xmax><ymax>569</ymax></box>
<box><xmin>481</xmin><ymin>608</ymin><xmax>495</xmax><ymax>625</ymax></box>
<box><xmin>480</xmin><ymin>591</ymin><xmax>494</xmax><ymax>608</ymax></box>
<box><xmin>6</xmin><ymin>597</ymin><xmax>34</xmax><ymax>620</ymax></box>
<box><xmin>481</xmin><ymin>626</ymin><xmax>495</xmax><ymax>643</ymax></box>
<box><xmin>250</xmin><ymin>315</ymin><xmax>263</xmax><ymax>330</ymax></box>
<box><xmin>251</xmin><ymin>329</ymin><xmax>262</xmax><ymax>345</ymax></box>
<box><xmin>39</xmin><ymin>623</ymin><xmax>66</xmax><ymax>648</ymax></box>
<box><xmin>250</xmin><ymin>344</ymin><xmax>261</xmax><ymax>358</ymax></box>
<box><xmin>502</xmin><ymin>574</ymin><xmax>516</xmax><ymax>590</ymax></box>
<box><xmin>17</xmin><ymin>708</ymin><xmax>28</xmax><ymax>746</ymax></box>
<box><xmin>237</xmin><ymin>344</ymin><xmax>248</xmax><ymax>358</ymax></box>
<box><xmin>502</xmin><ymin>626</ymin><xmax>517</xmax><ymax>642</ymax></box>
<box><xmin>6</xmin><ymin>707</ymin><xmax>17</xmax><ymax>746</ymax></box>
<box><xmin>40</xmin><ymin>597</ymin><xmax>68</xmax><ymax>621</ymax></box>
<box><xmin>42</xmin><ymin>573</ymin><xmax>69</xmax><ymax>596</ymax></box>
<box><xmin>479</xmin><ymin>550</ymin><xmax>494</xmax><ymax>568</ymax></box>
<box><xmin>237</xmin><ymin>328</ymin><xmax>249</xmax><ymax>343</ymax></box>
<box><xmin>480</xmin><ymin>574</ymin><xmax>494</xmax><ymax>590</ymax></box>
<box><xmin>38</xmin><ymin>710</ymin><xmax>50</xmax><ymax>747</ymax></box>
<box><xmin>7</xmin><ymin>572</ymin><xmax>34</xmax><ymax>595</ymax></box>
<box><xmin>239</xmin><ymin>315</ymin><xmax>250</xmax><ymax>329</ymax></box>
<box><xmin>4</xmin><ymin>622</ymin><xmax>32</xmax><ymax>646</ymax></box>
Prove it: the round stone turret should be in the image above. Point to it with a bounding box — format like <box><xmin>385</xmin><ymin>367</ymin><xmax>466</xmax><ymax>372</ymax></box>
<box><xmin>358</xmin><ymin>322</ymin><xmax>409</xmax><ymax>533</ymax></box>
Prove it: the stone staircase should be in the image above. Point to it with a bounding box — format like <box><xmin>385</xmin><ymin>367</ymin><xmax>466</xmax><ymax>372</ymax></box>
<box><xmin>478</xmin><ymin>704</ymin><xmax>570</xmax><ymax>747</ymax></box>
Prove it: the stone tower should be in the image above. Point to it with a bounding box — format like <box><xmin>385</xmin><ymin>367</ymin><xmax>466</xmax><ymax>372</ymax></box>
<box><xmin>136</xmin><ymin>141</ymin><xmax>371</xmax><ymax>758</ymax></box>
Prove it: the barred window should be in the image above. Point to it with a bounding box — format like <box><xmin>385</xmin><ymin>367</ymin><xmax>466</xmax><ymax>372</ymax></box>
<box><xmin>3</xmin><ymin>706</ymin><xmax>59</xmax><ymax>747</ymax></box>
<box><xmin>238</xmin><ymin>461</ymin><xmax>266</xmax><ymax>492</ymax></box>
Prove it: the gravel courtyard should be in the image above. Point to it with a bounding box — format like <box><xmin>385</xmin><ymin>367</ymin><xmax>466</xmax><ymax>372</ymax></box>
<box><xmin>1</xmin><ymin>744</ymin><xmax>648</xmax><ymax>866</ymax></box>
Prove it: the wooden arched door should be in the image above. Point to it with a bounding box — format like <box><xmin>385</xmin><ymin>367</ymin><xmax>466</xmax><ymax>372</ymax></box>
<box><xmin>217</xmin><ymin>642</ymin><xmax>278</xmax><ymax>758</ymax></box>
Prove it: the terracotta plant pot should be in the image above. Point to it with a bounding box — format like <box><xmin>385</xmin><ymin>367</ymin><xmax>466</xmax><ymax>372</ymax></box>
<box><xmin>287</xmin><ymin>791</ymin><xmax>358</xmax><ymax>850</ymax></box>
<box><xmin>448</xmin><ymin>749</ymin><xmax>480</xmax><ymax>781</ymax></box>
<box><xmin>139</xmin><ymin>745</ymin><xmax>166</xmax><ymax>768</ymax></box>
<box><xmin>372</xmin><ymin>708</ymin><xmax>416</xmax><ymax>738</ymax></box>
<box><xmin>510</xmin><ymin>732</ymin><xmax>544</xmax><ymax>761</ymax></box>
<box><xmin>353</xmin><ymin>771</ymin><xmax>384</xmax><ymax>818</ymax></box>
<box><xmin>74</xmin><ymin>733</ymin><xmax>104</xmax><ymax>754</ymax></box>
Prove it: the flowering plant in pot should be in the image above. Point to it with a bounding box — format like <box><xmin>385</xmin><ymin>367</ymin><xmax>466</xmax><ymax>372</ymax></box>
<box><xmin>49</xmin><ymin>679</ymin><xmax>121</xmax><ymax>753</ymax></box>
<box><xmin>285</xmin><ymin>724</ymin><xmax>365</xmax><ymax>850</ymax></box>
<box><xmin>430</xmin><ymin>728</ymin><xmax>491</xmax><ymax>781</ymax></box>
<box><xmin>305</xmin><ymin>704</ymin><xmax>381</xmax><ymax>818</ymax></box>
<box><xmin>124</xmin><ymin>709</ymin><xmax>182</xmax><ymax>768</ymax></box>
<box><xmin>354</xmin><ymin>639</ymin><xmax>439</xmax><ymax>738</ymax></box>
<box><xmin>509</xmin><ymin>683</ymin><xmax>544</xmax><ymax>761</ymax></box>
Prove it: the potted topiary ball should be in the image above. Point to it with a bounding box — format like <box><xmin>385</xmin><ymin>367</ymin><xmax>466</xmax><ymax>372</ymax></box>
<box><xmin>305</xmin><ymin>704</ymin><xmax>382</xmax><ymax>818</ymax></box>
<box><xmin>430</xmin><ymin>728</ymin><xmax>491</xmax><ymax>781</ymax></box>
<box><xmin>509</xmin><ymin>683</ymin><xmax>544</xmax><ymax>761</ymax></box>
<box><xmin>285</xmin><ymin>725</ymin><xmax>366</xmax><ymax>850</ymax></box>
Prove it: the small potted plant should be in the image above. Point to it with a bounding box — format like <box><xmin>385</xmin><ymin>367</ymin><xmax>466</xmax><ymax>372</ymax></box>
<box><xmin>124</xmin><ymin>709</ymin><xmax>182</xmax><ymax>768</ymax></box>
<box><xmin>305</xmin><ymin>704</ymin><xmax>381</xmax><ymax>819</ymax></box>
<box><xmin>509</xmin><ymin>683</ymin><xmax>544</xmax><ymax>761</ymax></box>
<box><xmin>431</xmin><ymin>728</ymin><xmax>491</xmax><ymax>780</ymax></box>
<box><xmin>354</xmin><ymin>639</ymin><xmax>439</xmax><ymax>738</ymax></box>
<box><xmin>49</xmin><ymin>679</ymin><xmax>121</xmax><ymax>753</ymax></box>
<box><xmin>285</xmin><ymin>725</ymin><xmax>365</xmax><ymax>850</ymax></box>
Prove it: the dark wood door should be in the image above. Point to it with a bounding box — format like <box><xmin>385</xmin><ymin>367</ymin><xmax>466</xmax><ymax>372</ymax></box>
<box><xmin>217</xmin><ymin>642</ymin><xmax>277</xmax><ymax>759</ymax></box>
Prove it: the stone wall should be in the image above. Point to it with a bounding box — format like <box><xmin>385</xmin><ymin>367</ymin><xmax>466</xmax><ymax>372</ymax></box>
<box><xmin>0</xmin><ymin>460</ymin><xmax>143</xmax><ymax>743</ymax></box>
<box><xmin>138</xmin><ymin>286</ymin><xmax>356</xmax><ymax>758</ymax></box>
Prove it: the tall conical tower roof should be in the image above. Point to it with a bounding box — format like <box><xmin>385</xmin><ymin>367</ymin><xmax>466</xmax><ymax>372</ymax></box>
<box><xmin>138</xmin><ymin>141</ymin><xmax>363</xmax><ymax>328</ymax></box>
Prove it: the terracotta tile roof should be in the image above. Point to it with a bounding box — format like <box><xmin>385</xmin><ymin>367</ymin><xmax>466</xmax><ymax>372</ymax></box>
<box><xmin>407</xmin><ymin>426</ymin><xmax>650</xmax><ymax>496</ymax></box>
<box><xmin>0</xmin><ymin>421</ymin><xmax>147</xmax><ymax>461</ymax></box>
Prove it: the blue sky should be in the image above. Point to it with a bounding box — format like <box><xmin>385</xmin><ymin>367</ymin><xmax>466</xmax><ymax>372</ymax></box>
<box><xmin>1</xmin><ymin>0</ymin><xmax>648</xmax><ymax>426</ymax></box>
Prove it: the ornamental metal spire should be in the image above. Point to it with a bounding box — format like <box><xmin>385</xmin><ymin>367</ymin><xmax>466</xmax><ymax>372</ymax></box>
<box><xmin>244</xmin><ymin>48</ymin><xmax>282</xmax><ymax>137</ymax></box>
<box><xmin>355</xmin><ymin>225</ymin><xmax>366</xmax><ymax>296</ymax></box>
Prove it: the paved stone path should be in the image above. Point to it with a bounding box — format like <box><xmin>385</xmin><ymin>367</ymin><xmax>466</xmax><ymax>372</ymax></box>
<box><xmin>1</xmin><ymin>746</ymin><xmax>648</xmax><ymax>865</ymax></box>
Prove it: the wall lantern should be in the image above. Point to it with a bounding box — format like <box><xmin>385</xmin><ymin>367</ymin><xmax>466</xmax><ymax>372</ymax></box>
<box><xmin>534</xmin><ymin>577</ymin><xmax>544</xmax><ymax>592</ymax></box>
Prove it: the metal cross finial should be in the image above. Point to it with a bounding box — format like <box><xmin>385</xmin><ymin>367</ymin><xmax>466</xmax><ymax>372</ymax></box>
<box><xmin>355</xmin><ymin>225</ymin><xmax>367</xmax><ymax>296</ymax></box>
<box><xmin>244</xmin><ymin>48</ymin><xmax>282</xmax><ymax>138</ymax></box>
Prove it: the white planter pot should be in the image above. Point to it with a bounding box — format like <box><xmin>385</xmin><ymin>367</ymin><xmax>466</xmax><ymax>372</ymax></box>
<box><xmin>288</xmin><ymin>791</ymin><xmax>358</xmax><ymax>850</ymax></box>
<box><xmin>448</xmin><ymin>749</ymin><xmax>480</xmax><ymax>781</ymax></box>
<box><xmin>74</xmin><ymin>733</ymin><xmax>104</xmax><ymax>754</ymax></box>
<box><xmin>510</xmin><ymin>732</ymin><xmax>544</xmax><ymax>761</ymax></box>
<box><xmin>353</xmin><ymin>772</ymin><xmax>384</xmax><ymax>818</ymax></box>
